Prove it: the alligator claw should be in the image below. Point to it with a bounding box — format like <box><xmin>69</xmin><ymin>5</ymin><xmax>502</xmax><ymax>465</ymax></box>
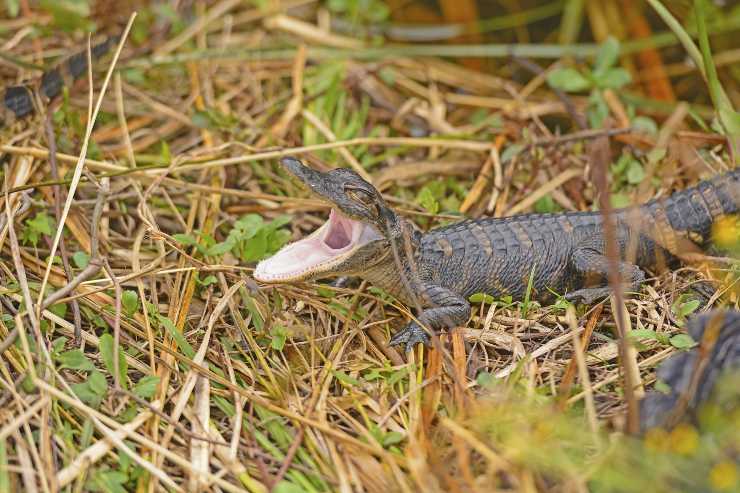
<box><xmin>388</xmin><ymin>322</ymin><xmax>431</xmax><ymax>352</ymax></box>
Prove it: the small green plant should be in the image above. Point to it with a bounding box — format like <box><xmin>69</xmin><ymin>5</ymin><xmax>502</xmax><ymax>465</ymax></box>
<box><xmin>547</xmin><ymin>37</ymin><xmax>631</xmax><ymax>128</ymax></box>
<box><xmin>22</xmin><ymin>212</ymin><xmax>55</xmax><ymax>247</ymax></box>
<box><xmin>629</xmin><ymin>327</ymin><xmax>697</xmax><ymax>350</ymax></box>
<box><xmin>270</xmin><ymin>325</ymin><xmax>288</xmax><ymax>351</ymax></box>
<box><xmin>671</xmin><ymin>293</ymin><xmax>702</xmax><ymax>327</ymax></box>
<box><xmin>72</xmin><ymin>251</ymin><xmax>90</xmax><ymax>269</ymax></box>
<box><xmin>174</xmin><ymin>213</ymin><xmax>291</xmax><ymax>262</ymax></box>
<box><xmin>368</xmin><ymin>423</ymin><xmax>405</xmax><ymax>451</ymax></box>
<box><xmin>415</xmin><ymin>178</ymin><xmax>467</xmax><ymax>226</ymax></box>
<box><xmin>121</xmin><ymin>290</ymin><xmax>139</xmax><ymax>316</ymax></box>
<box><xmin>99</xmin><ymin>333</ymin><xmax>128</xmax><ymax>389</ymax></box>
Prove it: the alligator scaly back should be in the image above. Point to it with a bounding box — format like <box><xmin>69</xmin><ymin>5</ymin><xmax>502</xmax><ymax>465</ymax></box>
<box><xmin>0</xmin><ymin>36</ymin><xmax>118</xmax><ymax>128</ymax></box>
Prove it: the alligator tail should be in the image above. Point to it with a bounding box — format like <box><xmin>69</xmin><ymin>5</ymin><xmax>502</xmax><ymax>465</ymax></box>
<box><xmin>637</xmin><ymin>167</ymin><xmax>740</xmax><ymax>246</ymax></box>
<box><xmin>1</xmin><ymin>35</ymin><xmax>119</xmax><ymax>126</ymax></box>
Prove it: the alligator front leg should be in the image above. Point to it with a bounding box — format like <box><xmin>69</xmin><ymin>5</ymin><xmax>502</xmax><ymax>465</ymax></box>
<box><xmin>388</xmin><ymin>285</ymin><xmax>471</xmax><ymax>352</ymax></box>
<box><xmin>566</xmin><ymin>247</ymin><xmax>646</xmax><ymax>303</ymax></box>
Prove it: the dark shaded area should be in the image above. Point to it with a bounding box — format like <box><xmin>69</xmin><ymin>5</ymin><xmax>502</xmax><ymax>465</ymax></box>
<box><xmin>641</xmin><ymin>310</ymin><xmax>740</xmax><ymax>431</ymax></box>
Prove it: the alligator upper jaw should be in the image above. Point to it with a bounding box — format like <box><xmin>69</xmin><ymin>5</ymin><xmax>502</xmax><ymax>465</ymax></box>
<box><xmin>254</xmin><ymin>208</ymin><xmax>382</xmax><ymax>282</ymax></box>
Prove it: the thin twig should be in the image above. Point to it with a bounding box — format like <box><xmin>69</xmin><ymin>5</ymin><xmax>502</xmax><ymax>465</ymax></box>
<box><xmin>40</xmin><ymin>258</ymin><xmax>103</xmax><ymax>310</ymax></box>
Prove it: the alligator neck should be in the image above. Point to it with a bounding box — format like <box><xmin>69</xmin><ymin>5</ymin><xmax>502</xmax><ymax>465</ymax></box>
<box><xmin>361</xmin><ymin>217</ymin><xmax>423</xmax><ymax>304</ymax></box>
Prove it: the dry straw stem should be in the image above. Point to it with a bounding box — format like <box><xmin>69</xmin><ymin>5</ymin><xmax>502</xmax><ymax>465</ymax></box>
<box><xmin>56</xmin><ymin>401</ymin><xmax>158</xmax><ymax>487</ymax></box>
<box><xmin>566</xmin><ymin>306</ymin><xmax>598</xmax><ymax>435</ymax></box>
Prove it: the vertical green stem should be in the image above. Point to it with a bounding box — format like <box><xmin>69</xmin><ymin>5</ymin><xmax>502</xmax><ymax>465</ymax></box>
<box><xmin>559</xmin><ymin>0</ymin><xmax>585</xmax><ymax>45</ymax></box>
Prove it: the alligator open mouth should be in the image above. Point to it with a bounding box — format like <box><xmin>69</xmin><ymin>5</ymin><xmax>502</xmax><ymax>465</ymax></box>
<box><xmin>254</xmin><ymin>208</ymin><xmax>382</xmax><ymax>282</ymax></box>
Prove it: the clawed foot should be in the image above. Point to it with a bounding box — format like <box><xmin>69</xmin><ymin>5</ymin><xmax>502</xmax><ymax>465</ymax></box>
<box><xmin>565</xmin><ymin>287</ymin><xmax>611</xmax><ymax>305</ymax></box>
<box><xmin>388</xmin><ymin>322</ymin><xmax>431</xmax><ymax>352</ymax></box>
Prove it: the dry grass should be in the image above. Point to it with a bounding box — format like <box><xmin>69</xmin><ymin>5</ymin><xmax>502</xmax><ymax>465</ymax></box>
<box><xmin>1</xmin><ymin>2</ymin><xmax>739</xmax><ymax>492</ymax></box>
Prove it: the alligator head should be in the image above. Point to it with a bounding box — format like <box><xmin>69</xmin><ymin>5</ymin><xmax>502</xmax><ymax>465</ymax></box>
<box><xmin>254</xmin><ymin>157</ymin><xmax>403</xmax><ymax>283</ymax></box>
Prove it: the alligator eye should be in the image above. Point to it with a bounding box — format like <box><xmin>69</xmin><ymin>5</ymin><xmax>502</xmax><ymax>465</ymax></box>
<box><xmin>346</xmin><ymin>188</ymin><xmax>375</xmax><ymax>206</ymax></box>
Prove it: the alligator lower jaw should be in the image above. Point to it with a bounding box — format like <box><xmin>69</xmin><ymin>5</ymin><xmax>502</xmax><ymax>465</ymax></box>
<box><xmin>254</xmin><ymin>208</ymin><xmax>382</xmax><ymax>282</ymax></box>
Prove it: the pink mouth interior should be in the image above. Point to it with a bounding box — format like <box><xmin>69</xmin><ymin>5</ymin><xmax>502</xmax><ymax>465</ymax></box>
<box><xmin>254</xmin><ymin>209</ymin><xmax>381</xmax><ymax>282</ymax></box>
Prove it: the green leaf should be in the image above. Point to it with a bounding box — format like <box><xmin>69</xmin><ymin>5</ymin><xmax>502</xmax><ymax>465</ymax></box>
<box><xmin>332</xmin><ymin>370</ymin><xmax>361</xmax><ymax>387</ymax></box>
<box><xmin>52</xmin><ymin>336</ymin><xmax>68</xmax><ymax>354</ymax></box>
<box><xmin>39</xmin><ymin>0</ymin><xmax>94</xmax><ymax>31</ymax></box>
<box><xmin>417</xmin><ymin>186</ymin><xmax>439</xmax><ymax>214</ymax></box>
<box><xmin>597</xmin><ymin>68</ymin><xmax>631</xmax><ymax>89</ymax></box>
<box><xmin>122</xmin><ymin>290</ymin><xmax>139</xmax><ymax>316</ymax></box>
<box><xmin>265</xmin><ymin>214</ymin><xmax>292</xmax><ymax>231</ymax></box>
<box><xmin>173</xmin><ymin>233</ymin><xmax>197</xmax><ymax>246</ymax></box>
<box><xmin>378</xmin><ymin>67</ymin><xmax>395</xmax><ymax>85</ymax></box>
<box><xmin>24</xmin><ymin>212</ymin><xmax>55</xmax><ymax>247</ymax></box>
<box><xmin>99</xmin><ymin>333</ymin><xmax>128</xmax><ymax>389</ymax></box>
<box><xmin>654</xmin><ymin>380</ymin><xmax>672</xmax><ymax>394</ymax></box>
<box><xmin>270</xmin><ymin>325</ymin><xmax>287</xmax><ymax>351</ymax></box>
<box><xmin>610</xmin><ymin>193</ymin><xmax>631</xmax><ymax>209</ymax></box>
<box><xmin>273</xmin><ymin>482</ymin><xmax>305</xmax><ymax>493</ymax></box>
<box><xmin>200</xmin><ymin>275</ymin><xmax>217</xmax><ymax>287</ymax></box>
<box><xmin>72</xmin><ymin>251</ymin><xmax>90</xmax><ymax>269</ymax></box>
<box><xmin>647</xmin><ymin>148</ymin><xmax>666</xmax><ymax>164</ymax></box>
<box><xmin>672</xmin><ymin>295</ymin><xmax>701</xmax><ymax>320</ymax></box>
<box><xmin>476</xmin><ymin>371</ymin><xmax>495</xmax><ymax>387</ymax></box>
<box><xmin>626</xmin><ymin>160</ymin><xmax>645</xmax><ymax>185</ymax></box>
<box><xmin>58</xmin><ymin>349</ymin><xmax>95</xmax><ymax>371</ymax></box>
<box><xmin>501</xmin><ymin>144</ymin><xmax>524</xmax><ymax>164</ymax></box>
<box><xmin>587</xmin><ymin>90</ymin><xmax>610</xmax><ymax>128</ymax></box>
<box><xmin>267</xmin><ymin>229</ymin><xmax>291</xmax><ymax>254</ymax></box>
<box><xmin>547</xmin><ymin>68</ymin><xmax>592</xmax><ymax>92</ymax></box>
<box><xmin>90</xmin><ymin>469</ymin><xmax>128</xmax><ymax>493</ymax></box>
<box><xmin>469</xmin><ymin>292</ymin><xmax>496</xmax><ymax>304</ymax></box>
<box><xmin>382</xmin><ymin>431</ymin><xmax>405</xmax><ymax>448</ymax></box>
<box><xmin>157</xmin><ymin>315</ymin><xmax>195</xmax><ymax>359</ymax></box>
<box><xmin>534</xmin><ymin>195</ymin><xmax>558</xmax><ymax>213</ymax></box>
<box><xmin>88</xmin><ymin>369</ymin><xmax>108</xmax><ymax>396</ymax></box>
<box><xmin>50</xmin><ymin>303</ymin><xmax>68</xmax><ymax>318</ymax></box>
<box><xmin>241</xmin><ymin>229</ymin><xmax>268</xmax><ymax>262</ymax></box>
<box><xmin>71</xmin><ymin>370</ymin><xmax>107</xmax><ymax>408</ymax></box>
<box><xmin>207</xmin><ymin>241</ymin><xmax>234</xmax><ymax>257</ymax></box>
<box><xmin>233</xmin><ymin>214</ymin><xmax>264</xmax><ymax>236</ymax></box>
<box><xmin>629</xmin><ymin>329</ymin><xmax>658</xmax><ymax>341</ymax></box>
<box><xmin>594</xmin><ymin>36</ymin><xmax>620</xmax><ymax>76</ymax></box>
<box><xmin>132</xmin><ymin>375</ymin><xmax>160</xmax><ymax>399</ymax></box>
<box><xmin>670</xmin><ymin>333</ymin><xmax>697</xmax><ymax>349</ymax></box>
<box><xmin>242</xmin><ymin>294</ymin><xmax>264</xmax><ymax>331</ymax></box>
<box><xmin>632</xmin><ymin>116</ymin><xmax>658</xmax><ymax>134</ymax></box>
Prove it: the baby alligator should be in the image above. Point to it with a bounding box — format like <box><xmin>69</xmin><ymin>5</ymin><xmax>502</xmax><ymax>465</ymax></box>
<box><xmin>255</xmin><ymin>158</ymin><xmax>739</xmax><ymax>351</ymax></box>
<box><xmin>641</xmin><ymin>309</ymin><xmax>739</xmax><ymax>431</ymax></box>
<box><xmin>1</xmin><ymin>36</ymin><xmax>117</xmax><ymax>128</ymax></box>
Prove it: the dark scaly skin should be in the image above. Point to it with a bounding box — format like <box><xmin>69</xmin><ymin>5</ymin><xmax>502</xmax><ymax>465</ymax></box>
<box><xmin>272</xmin><ymin>158</ymin><xmax>740</xmax><ymax>351</ymax></box>
<box><xmin>640</xmin><ymin>310</ymin><xmax>739</xmax><ymax>431</ymax></box>
<box><xmin>0</xmin><ymin>36</ymin><xmax>118</xmax><ymax>128</ymax></box>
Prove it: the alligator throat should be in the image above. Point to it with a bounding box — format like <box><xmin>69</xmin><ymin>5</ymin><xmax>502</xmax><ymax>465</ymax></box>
<box><xmin>254</xmin><ymin>209</ymin><xmax>382</xmax><ymax>282</ymax></box>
